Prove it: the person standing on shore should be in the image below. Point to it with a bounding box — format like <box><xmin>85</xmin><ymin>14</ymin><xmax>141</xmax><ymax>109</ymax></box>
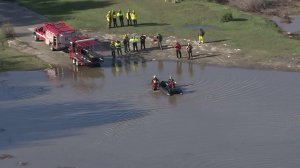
<box><xmin>126</xmin><ymin>10</ymin><xmax>132</xmax><ymax>26</ymax></box>
<box><xmin>186</xmin><ymin>42</ymin><xmax>193</xmax><ymax>60</ymax></box>
<box><xmin>123</xmin><ymin>34</ymin><xmax>130</xmax><ymax>53</ymax></box>
<box><xmin>173</xmin><ymin>41</ymin><xmax>182</xmax><ymax>59</ymax></box>
<box><xmin>131</xmin><ymin>10</ymin><xmax>137</xmax><ymax>26</ymax></box>
<box><xmin>115</xmin><ymin>40</ymin><xmax>122</xmax><ymax>56</ymax></box>
<box><xmin>198</xmin><ymin>28</ymin><xmax>205</xmax><ymax>44</ymax></box>
<box><xmin>117</xmin><ymin>10</ymin><xmax>124</xmax><ymax>27</ymax></box>
<box><xmin>156</xmin><ymin>33</ymin><xmax>163</xmax><ymax>50</ymax></box>
<box><xmin>106</xmin><ymin>11</ymin><xmax>112</xmax><ymax>28</ymax></box>
<box><xmin>140</xmin><ymin>34</ymin><xmax>146</xmax><ymax>50</ymax></box>
<box><xmin>112</xmin><ymin>10</ymin><xmax>118</xmax><ymax>28</ymax></box>
<box><xmin>110</xmin><ymin>40</ymin><xmax>116</xmax><ymax>59</ymax></box>
<box><xmin>130</xmin><ymin>36</ymin><xmax>139</xmax><ymax>52</ymax></box>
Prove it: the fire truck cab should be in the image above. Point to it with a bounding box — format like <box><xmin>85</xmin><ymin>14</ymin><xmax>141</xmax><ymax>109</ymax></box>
<box><xmin>33</xmin><ymin>21</ymin><xmax>76</xmax><ymax>51</ymax></box>
<box><xmin>69</xmin><ymin>36</ymin><xmax>104</xmax><ymax>66</ymax></box>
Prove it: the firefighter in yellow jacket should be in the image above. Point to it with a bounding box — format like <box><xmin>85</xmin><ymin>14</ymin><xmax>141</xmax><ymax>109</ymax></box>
<box><xmin>198</xmin><ymin>28</ymin><xmax>205</xmax><ymax>44</ymax></box>
<box><xmin>117</xmin><ymin>10</ymin><xmax>124</xmax><ymax>27</ymax></box>
<box><xmin>112</xmin><ymin>10</ymin><xmax>118</xmax><ymax>27</ymax></box>
<box><xmin>130</xmin><ymin>36</ymin><xmax>139</xmax><ymax>52</ymax></box>
<box><xmin>106</xmin><ymin>11</ymin><xmax>112</xmax><ymax>28</ymax></box>
<box><xmin>131</xmin><ymin>10</ymin><xmax>137</xmax><ymax>26</ymax></box>
<box><xmin>126</xmin><ymin>10</ymin><xmax>132</xmax><ymax>26</ymax></box>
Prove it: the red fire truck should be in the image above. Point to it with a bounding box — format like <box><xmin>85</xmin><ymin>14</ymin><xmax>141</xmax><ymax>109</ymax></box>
<box><xmin>33</xmin><ymin>21</ymin><xmax>76</xmax><ymax>51</ymax></box>
<box><xmin>69</xmin><ymin>36</ymin><xmax>104</xmax><ymax>66</ymax></box>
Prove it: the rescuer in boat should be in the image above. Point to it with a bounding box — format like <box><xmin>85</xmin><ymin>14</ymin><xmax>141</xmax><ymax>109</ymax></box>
<box><xmin>151</xmin><ymin>75</ymin><xmax>160</xmax><ymax>90</ymax></box>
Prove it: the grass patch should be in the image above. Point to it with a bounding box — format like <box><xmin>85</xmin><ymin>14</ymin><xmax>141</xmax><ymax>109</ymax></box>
<box><xmin>15</xmin><ymin>0</ymin><xmax>300</xmax><ymax>58</ymax></box>
<box><xmin>0</xmin><ymin>48</ymin><xmax>48</xmax><ymax>72</ymax></box>
<box><xmin>0</xmin><ymin>31</ymin><xmax>48</xmax><ymax>72</ymax></box>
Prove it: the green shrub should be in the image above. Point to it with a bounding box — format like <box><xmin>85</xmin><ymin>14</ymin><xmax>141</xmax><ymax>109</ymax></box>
<box><xmin>221</xmin><ymin>12</ymin><xmax>233</xmax><ymax>22</ymax></box>
<box><xmin>1</xmin><ymin>22</ymin><xmax>15</xmax><ymax>39</ymax></box>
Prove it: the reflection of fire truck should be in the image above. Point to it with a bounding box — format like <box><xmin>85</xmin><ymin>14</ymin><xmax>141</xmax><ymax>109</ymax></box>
<box><xmin>33</xmin><ymin>21</ymin><xmax>76</xmax><ymax>51</ymax></box>
<box><xmin>69</xmin><ymin>36</ymin><xmax>104</xmax><ymax>66</ymax></box>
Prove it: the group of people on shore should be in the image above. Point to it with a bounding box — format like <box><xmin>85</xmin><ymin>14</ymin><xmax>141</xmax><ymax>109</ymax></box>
<box><xmin>172</xmin><ymin>41</ymin><xmax>193</xmax><ymax>60</ymax></box>
<box><xmin>110</xmin><ymin>33</ymin><xmax>163</xmax><ymax>58</ymax></box>
<box><xmin>106</xmin><ymin>10</ymin><xmax>137</xmax><ymax>28</ymax></box>
<box><xmin>171</xmin><ymin>28</ymin><xmax>205</xmax><ymax>60</ymax></box>
<box><xmin>109</xmin><ymin>28</ymin><xmax>205</xmax><ymax>60</ymax></box>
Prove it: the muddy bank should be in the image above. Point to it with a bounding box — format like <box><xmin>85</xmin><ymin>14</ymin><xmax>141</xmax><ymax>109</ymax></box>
<box><xmin>84</xmin><ymin>30</ymin><xmax>300</xmax><ymax>72</ymax></box>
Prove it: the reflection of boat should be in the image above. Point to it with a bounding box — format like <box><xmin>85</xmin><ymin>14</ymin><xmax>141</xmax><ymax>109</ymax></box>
<box><xmin>159</xmin><ymin>81</ymin><xmax>183</xmax><ymax>96</ymax></box>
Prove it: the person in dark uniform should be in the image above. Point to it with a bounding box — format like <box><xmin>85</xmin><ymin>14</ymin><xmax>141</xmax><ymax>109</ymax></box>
<box><xmin>156</xmin><ymin>33</ymin><xmax>163</xmax><ymax>50</ymax></box>
<box><xmin>123</xmin><ymin>34</ymin><xmax>130</xmax><ymax>53</ymax></box>
<box><xmin>140</xmin><ymin>34</ymin><xmax>146</xmax><ymax>50</ymax></box>
<box><xmin>186</xmin><ymin>43</ymin><xmax>193</xmax><ymax>60</ymax></box>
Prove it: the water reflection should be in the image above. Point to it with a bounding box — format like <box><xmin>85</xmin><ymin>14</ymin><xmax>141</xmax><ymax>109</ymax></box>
<box><xmin>176</xmin><ymin>61</ymin><xmax>182</xmax><ymax>77</ymax></box>
<box><xmin>168</xmin><ymin>96</ymin><xmax>177</xmax><ymax>106</ymax></box>
<box><xmin>108</xmin><ymin>56</ymin><xmax>149</xmax><ymax>76</ymax></box>
<box><xmin>158</xmin><ymin>60</ymin><xmax>164</xmax><ymax>72</ymax></box>
<box><xmin>46</xmin><ymin>65</ymin><xmax>105</xmax><ymax>93</ymax></box>
<box><xmin>188</xmin><ymin>61</ymin><xmax>194</xmax><ymax>77</ymax></box>
<box><xmin>111</xmin><ymin>59</ymin><xmax>123</xmax><ymax>76</ymax></box>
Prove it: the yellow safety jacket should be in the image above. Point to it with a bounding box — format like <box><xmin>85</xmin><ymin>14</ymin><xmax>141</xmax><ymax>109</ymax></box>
<box><xmin>115</xmin><ymin>42</ymin><xmax>121</xmax><ymax>48</ymax></box>
<box><xmin>131</xmin><ymin>37</ymin><xmax>139</xmax><ymax>43</ymax></box>
<box><xmin>131</xmin><ymin>13</ymin><xmax>137</xmax><ymax>20</ymax></box>
<box><xmin>106</xmin><ymin>13</ymin><xmax>111</xmax><ymax>22</ymax></box>
<box><xmin>117</xmin><ymin>12</ymin><xmax>123</xmax><ymax>17</ymax></box>
<box><xmin>126</xmin><ymin>12</ymin><xmax>131</xmax><ymax>20</ymax></box>
<box><xmin>112</xmin><ymin>13</ymin><xmax>117</xmax><ymax>19</ymax></box>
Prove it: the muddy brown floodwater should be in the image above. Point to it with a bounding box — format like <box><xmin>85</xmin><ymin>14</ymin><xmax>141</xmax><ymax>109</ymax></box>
<box><xmin>1</xmin><ymin>59</ymin><xmax>300</xmax><ymax>168</ymax></box>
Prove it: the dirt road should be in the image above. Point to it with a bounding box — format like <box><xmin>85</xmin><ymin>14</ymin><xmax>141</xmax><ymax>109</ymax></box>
<box><xmin>0</xmin><ymin>1</ymin><xmax>71</xmax><ymax>66</ymax></box>
<box><xmin>1</xmin><ymin>1</ymin><xmax>299</xmax><ymax>71</ymax></box>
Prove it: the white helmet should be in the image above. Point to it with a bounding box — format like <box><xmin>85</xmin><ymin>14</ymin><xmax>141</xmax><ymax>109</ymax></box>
<box><xmin>153</xmin><ymin>75</ymin><xmax>156</xmax><ymax>79</ymax></box>
<box><xmin>169</xmin><ymin>76</ymin><xmax>172</xmax><ymax>79</ymax></box>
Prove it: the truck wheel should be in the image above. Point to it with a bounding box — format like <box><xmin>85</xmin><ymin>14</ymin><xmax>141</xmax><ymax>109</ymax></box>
<box><xmin>33</xmin><ymin>34</ymin><xmax>38</xmax><ymax>41</ymax></box>
<box><xmin>50</xmin><ymin>45</ymin><xmax>55</xmax><ymax>51</ymax></box>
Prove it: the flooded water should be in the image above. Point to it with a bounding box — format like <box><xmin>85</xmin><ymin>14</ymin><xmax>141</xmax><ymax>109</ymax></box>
<box><xmin>271</xmin><ymin>15</ymin><xmax>300</xmax><ymax>33</ymax></box>
<box><xmin>1</xmin><ymin>60</ymin><xmax>300</xmax><ymax>168</ymax></box>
